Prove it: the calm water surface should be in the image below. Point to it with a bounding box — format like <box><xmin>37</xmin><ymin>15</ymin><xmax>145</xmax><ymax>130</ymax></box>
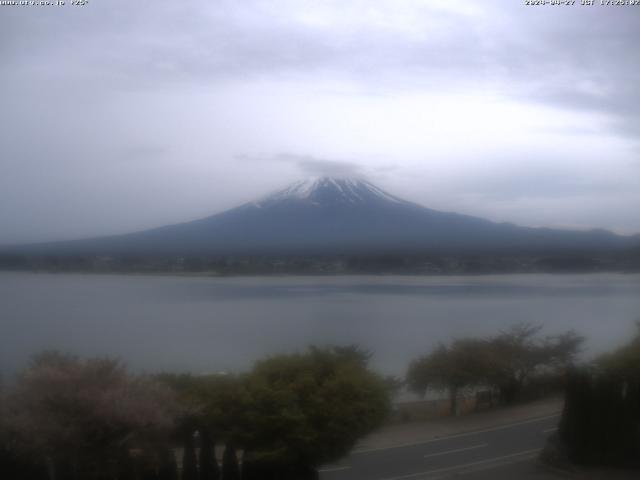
<box><xmin>1</xmin><ymin>272</ymin><xmax>639</xmax><ymax>377</ymax></box>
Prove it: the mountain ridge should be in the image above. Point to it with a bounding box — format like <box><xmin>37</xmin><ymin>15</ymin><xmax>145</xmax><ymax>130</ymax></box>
<box><xmin>4</xmin><ymin>176</ymin><xmax>639</xmax><ymax>257</ymax></box>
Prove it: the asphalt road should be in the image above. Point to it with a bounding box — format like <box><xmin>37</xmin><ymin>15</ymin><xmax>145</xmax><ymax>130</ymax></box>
<box><xmin>319</xmin><ymin>414</ymin><xmax>560</xmax><ymax>480</ymax></box>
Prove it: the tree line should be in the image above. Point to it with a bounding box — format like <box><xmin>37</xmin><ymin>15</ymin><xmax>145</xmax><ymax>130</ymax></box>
<box><xmin>0</xmin><ymin>346</ymin><xmax>390</xmax><ymax>480</ymax></box>
<box><xmin>406</xmin><ymin>324</ymin><xmax>584</xmax><ymax>415</ymax></box>
<box><xmin>2</xmin><ymin>250</ymin><xmax>637</xmax><ymax>275</ymax></box>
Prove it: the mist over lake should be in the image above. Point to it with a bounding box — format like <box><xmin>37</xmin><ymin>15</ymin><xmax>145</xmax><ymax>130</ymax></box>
<box><xmin>1</xmin><ymin>272</ymin><xmax>639</xmax><ymax>379</ymax></box>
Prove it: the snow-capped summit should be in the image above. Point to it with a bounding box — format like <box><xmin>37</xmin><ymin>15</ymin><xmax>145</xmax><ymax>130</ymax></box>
<box><xmin>255</xmin><ymin>176</ymin><xmax>405</xmax><ymax>208</ymax></box>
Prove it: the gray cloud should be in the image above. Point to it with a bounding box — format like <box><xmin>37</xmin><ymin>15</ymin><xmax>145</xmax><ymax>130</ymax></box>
<box><xmin>276</xmin><ymin>154</ymin><xmax>364</xmax><ymax>177</ymax></box>
<box><xmin>236</xmin><ymin>153</ymin><xmax>366</xmax><ymax>177</ymax></box>
<box><xmin>475</xmin><ymin>6</ymin><xmax>640</xmax><ymax>140</ymax></box>
<box><xmin>462</xmin><ymin>168</ymin><xmax>629</xmax><ymax>202</ymax></box>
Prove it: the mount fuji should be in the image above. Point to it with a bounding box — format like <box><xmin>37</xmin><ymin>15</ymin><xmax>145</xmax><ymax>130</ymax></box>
<box><xmin>9</xmin><ymin>177</ymin><xmax>639</xmax><ymax>256</ymax></box>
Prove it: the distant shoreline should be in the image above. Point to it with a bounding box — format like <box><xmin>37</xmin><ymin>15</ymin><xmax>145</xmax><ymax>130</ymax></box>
<box><xmin>2</xmin><ymin>248</ymin><xmax>639</xmax><ymax>277</ymax></box>
<box><xmin>1</xmin><ymin>267</ymin><xmax>639</xmax><ymax>279</ymax></box>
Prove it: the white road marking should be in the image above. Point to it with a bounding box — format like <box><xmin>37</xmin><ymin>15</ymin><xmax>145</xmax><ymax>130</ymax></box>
<box><xmin>353</xmin><ymin>413</ymin><xmax>560</xmax><ymax>455</ymax></box>
<box><xmin>378</xmin><ymin>448</ymin><xmax>541</xmax><ymax>480</ymax></box>
<box><xmin>542</xmin><ymin>427</ymin><xmax>557</xmax><ymax>433</ymax></box>
<box><xmin>319</xmin><ymin>466</ymin><xmax>351</xmax><ymax>473</ymax></box>
<box><xmin>423</xmin><ymin>443</ymin><xmax>487</xmax><ymax>459</ymax></box>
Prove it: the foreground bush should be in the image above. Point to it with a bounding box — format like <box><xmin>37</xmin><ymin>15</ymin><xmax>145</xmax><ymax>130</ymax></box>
<box><xmin>0</xmin><ymin>345</ymin><xmax>391</xmax><ymax>479</ymax></box>
<box><xmin>160</xmin><ymin>346</ymin><xmax>391</xmax><ymax>478</ymax></box>
<box><xmin>240</xmin><ymin>346</ymin><xmax>391</xmax><ymax>474</ymax></box>
<box><xmin>558</xmin><ymin>324</ymin><xmax>640</xmax><ymax>467</ymax></box>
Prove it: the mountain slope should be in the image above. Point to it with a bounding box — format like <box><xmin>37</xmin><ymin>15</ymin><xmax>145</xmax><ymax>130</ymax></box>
<box><xmin>8</xmin><ymin>177</ymin><xmax>639</xmax><ymax>256</ymax></box>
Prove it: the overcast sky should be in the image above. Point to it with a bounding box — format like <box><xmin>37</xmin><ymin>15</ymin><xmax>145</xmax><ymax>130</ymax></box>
<box><xmin>1</xmin><ymin>0</ymin><xmax>639</xmax><ymax>244</ymax></box>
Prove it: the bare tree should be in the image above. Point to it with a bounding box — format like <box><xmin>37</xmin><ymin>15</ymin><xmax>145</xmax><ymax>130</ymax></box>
<box><xmin>487</xmin><ymin>324</ymin><xmax>583</xmax><ymax>403</ymax></box>
<box><xmin>407</xmin><ymin>339</ymin><xmax>491</xmax><ymax>415</ymax></box>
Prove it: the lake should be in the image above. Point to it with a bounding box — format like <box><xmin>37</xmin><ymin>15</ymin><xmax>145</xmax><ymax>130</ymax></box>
<box><xmin>1</xmin><ymin>272</ymin><xmax>639</xmax><ymax>379</ymax></box>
